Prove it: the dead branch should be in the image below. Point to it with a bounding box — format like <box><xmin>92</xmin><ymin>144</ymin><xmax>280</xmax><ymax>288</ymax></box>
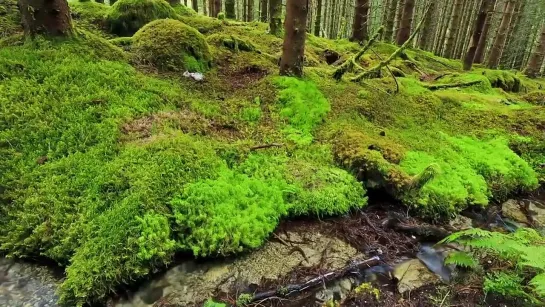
<box><xmin>384</xmin><ymin>213</ymin><xmax>451</xmax><ymax>241</ymax></box>
<box><xmin>247</xmin><ymin>256</ymin><xmax>381</xmax><ymax>303</ymax></box>
<box><xmin>250</xmin><ymin>143</ymin><xmax>284</xmax><ymax>151</ymax></box>
<box><xmin>332</xmin><ymin>26</ymin><xmax>384</xmax><ymax>80</ymax></box>
<box><xmin>370</xmin><ymin>47</ymin><xmax>399</xmax><ymax>93</ymax></box>
<box><xmin>424</xmin><ymin>80</ymin><xmax>482</xmax><ymax>90</ymax></box>
<box><xmin>351</xmin><ymin>3</ymin><xmax>433</xmax><ymax>82</ymax></box>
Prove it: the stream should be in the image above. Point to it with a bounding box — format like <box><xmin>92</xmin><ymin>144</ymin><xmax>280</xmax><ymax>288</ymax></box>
<box><xmin>1</xmin><ymin>194</ymin><xmax>544</xmax><ymax>307</ymax></box>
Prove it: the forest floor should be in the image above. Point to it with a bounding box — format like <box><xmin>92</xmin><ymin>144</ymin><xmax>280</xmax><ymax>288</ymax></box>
<box><xmin>1</xmin><ymin>0</ymin><xmax>545</xmax><ymax>306</ymax></box>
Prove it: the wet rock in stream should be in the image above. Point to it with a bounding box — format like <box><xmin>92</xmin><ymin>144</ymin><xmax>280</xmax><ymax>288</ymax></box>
<box><xmin>0</xmin><ymin>258</ymin><xmax>62</xmax><ymax>307</ymax></box>
<box><xmin>114</xmin><ymin>230</ymin><xmax>363</xmax><ymax>306</ymax></box>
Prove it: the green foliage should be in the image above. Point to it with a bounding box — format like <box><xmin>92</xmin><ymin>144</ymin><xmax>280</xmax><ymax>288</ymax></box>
<box><xmin>274</xmin><ymin>77</ymin><xmax>331</xmax><ymax>145</ymax></box>
<box><xmin>442</xmin><ymin>228</ymin><xmax>545</xmax><ymax>303</ymax></box>
<box><xmin>106</xmin><ymin>0</ymin><xmax>177</xmax><ymax>36</ymax></box>
<box><xmin>132</xmin><ymin>19</ymin><xmax>211</xmax><ymax>72</ymax></box>
<box><xmin>69</xmin><ymin>1</ymin><xmax>111</xmax><ymax>35</ymax></box>
<box><xmin>444</xmin><ymin>251</ymin><xmax>479</xmax><ymax>269</ymax></box>
<box><xmin>204</xmin><ymin>299</ymin><xmax>227</xmax><ymax>307</ymax></box>
<box><xmin>236</xmin><ymin>293</ymin><xmax>253</xmax><ymax>306</ymax></box>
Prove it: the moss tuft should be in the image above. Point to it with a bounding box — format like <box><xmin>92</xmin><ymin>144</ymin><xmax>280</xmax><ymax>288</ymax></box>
<box><xmin>522</xmin><ymin>91</ymin><xmax>545</xmax><ymax>105</ymax></box>
<box><xmin>207</xmin><ymin>33</ymin><xmax>256</xmax><ymax>52</ymax></box>
<box><xmin>70</xmin><ymin>1</ymin><xmax>111</xmax><ymax>34</ymax></box>
<box><xmin>0</xmin><ymin>0</ymin><xmax>21</xmax><ymax>39</ymax></box>
<box><xmin>106</xmin><ymin>0</ymin><xmax>177</xmax><ymax>36</ymax></box>
<box><xmin>482</xmin><ymin>70</ymin><xmax>524</xmax><ymax>93</ymax></box>
<box><xmin>179</xmin><ymin>15</ymin><xmax>223</xmax><ymax>34</ymax></box>
<box><xmin>171</xmin><ymin>3</ymin><xmax>197</xmax><ymax>16</ymax></box>
<box><xmin>133</xmin><ymin>19</ymin><xmax>211</xmax><ymax>72</ymax></box>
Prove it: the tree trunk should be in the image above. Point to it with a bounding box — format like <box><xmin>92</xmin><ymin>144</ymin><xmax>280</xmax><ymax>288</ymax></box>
<box><xmin>248</xmin><ymin>0</ymin><xmax>254</xmax><ymax>21</ymax></box>
<box><xmin>463</xmin><ymin>0</ymin><xmax>492</xmax><ymax>70</ymax></box>
<box><xmin>525</xmin><ymin>23</ymin><xmax>545</xmax><ymax>78</ymax></box>
<box><xmin>442</xmin><ymin>0</ymin><xmax>463</xmax><ymax>58</ymax></box>
<box><xmin>328</xmin><ymin>0</ymin><xmax>336</xmax><ymax>38</ymax></box>
<box><xmin>500</xmin><ymin>0</ymin><xmax>525</xmax><ymax>68</ymax></box>
<box><xmin>168</xmin><ymin>0</ymin><xmax>179</xmax><ymax>5</ymax></box>
<box><xmin>473</xmin><ymin>0</ymin><xmax>496</xmax><ymax>63</ymax></box>
<box><xmin>192</xmin><ymin>0</ymin><xmax>199</xmax><ymax>12</ymax></box>
<box><xmin>243</xmin><ymin>0</ymin><xmax>248</xmax><ymax>20</ymax></box>
<box><xmin>213</xmin><ymin>0</ymin><xmax>221</xmax><ymax>17</ymax></box>
<box><xmin>395</xmin><ymin>0</ymin><xmax>414</xmax><ymax>45</ymax></box>
<box><xmin>435</xmin><ymin>1</ymin><xmax>453</xmax><ymax>55</ymax></box>
<box><xmin>260</xmin><ymin>0</ymin><xmax>268</xmax><ymax>21</ymax></box>
<box><xmin>269</xmin><ymin>0</ymin><xmax>282</xmax><ymax>36</ymax></box>
<box><xmin>383</xmin><ymin>0</ymin><xmax>398</xmax><ymax>42</ymax></box>
<box><xmin>280</xmin><ymin>0</ymin><xmax>309</xmax><ymax>77</ymax></box>
<box><xmin>350</xmin><ymin>0</ymin><xmax>369</xmax><ymax>42</ymax></box>
<box><xmin>314</xmin><ymin>0</ymin><xmax>322</xmax><ymax>36</ymax></box>
<box><xmin>394</xmin><ymin>0</ymin><xmax>405</xmax><ymax>38</ymax></box>
<box><xmin>417</xmin><ymin>1</ymin><xmax>435</xmax><ymax>50</ymax></box>
<box><xmin>203</xmin><ymin>0</ymin><xmax>208</xmax><ymax>15</ymax></box>
<box><xmin>18</xmin><ymin>0</ymin><xmax>72</xmax><ymax>37</ymax></box>
<box><xmin>453</xmin><ymin>0</ymin><xmax>472</xmax><ymax>59</ymax></box>
<box><xmin>487</xmin><ymin>0</ymin><xmax>516</xmax><ymax>68</ymax></box>
<box><xmin>226</xmin><ymin>0</ymin><xmax>236</xmax><ymax>18</ymax></box>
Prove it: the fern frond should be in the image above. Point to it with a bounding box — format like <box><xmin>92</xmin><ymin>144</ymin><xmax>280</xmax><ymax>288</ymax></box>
<box><xmin>445</xmin><ymin>251</ymin><xmax>479</xmax><ymax>269</ymax></box>
<box><xmin>530</xmin><ymin>273</ymin><xmax>545</xmax><ymax>297</ymax></box>
<box><xmin>517</xmin><ymin>246</ymin><xmax>545</xmax><ymax>270</ymax></box>
<box><xmin>439</xmin><ymin>228</ymin><xmax>493</xmax><ymax>244</ymax></box>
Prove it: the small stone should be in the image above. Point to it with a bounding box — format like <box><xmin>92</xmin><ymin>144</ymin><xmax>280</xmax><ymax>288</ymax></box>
<box><xmin>502</xmin><ymin>199</ymin><xmax>529</xmax><ymax>224</ymax></box>
<box><xmin>528</xmin><ymin>201</ymin><xmax>545</xmax><ymax>227</ymax></box>
<box><xmin>449</xmin><ymin>215</ymin><xmax>473</xmax><ymax>231</ymax></box>
<box><xmin>393</xmin><ymin>259</ymin><xmax>441</xmax><ymax>293</ymax></box>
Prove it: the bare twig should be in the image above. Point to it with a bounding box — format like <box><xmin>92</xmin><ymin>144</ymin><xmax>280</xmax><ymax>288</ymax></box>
<box><xmin>250</xmin><ymin>143</ymin><xmax>283</xmax><ymax>151</ymax></box>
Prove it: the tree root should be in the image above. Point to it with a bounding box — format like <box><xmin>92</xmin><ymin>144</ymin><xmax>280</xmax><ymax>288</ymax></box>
<box><xmin>423</xmin><ymin>80</ymin><xmax>482</xmax><ymax>90</ymax></box>
<box><xmin>245</xmin><ymin>256</ymin><xmax>381</xmax><ymax>303</ymax></box>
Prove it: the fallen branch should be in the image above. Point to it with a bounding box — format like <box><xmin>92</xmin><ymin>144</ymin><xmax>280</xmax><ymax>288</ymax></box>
<box><xmin>424</xmin><ymin>80</ymin><xmax>482</xmax><ymax>90</ymax></box>
<box><xmin>332</xmin><ymin>26</ymin><xmax>384</xmax><ymax>80</ymax></box>
<box><xmin>247</xmin><ymin>256</ymin><xmax>381</xmax><ymax>303</ymax></box>
<box><xmin>351</xmin><ymin>3</ymin><xmax>433</xmax><ymax>82</ymax></box>
<box><xmin>384</xmin><ymin>213</ymin><xmax>451</xmax><ymax>241</ymax></box>
<box><xmin>370</xmin><ymin>47</ymin><xmax>399</xmax><ymax>93</ymax></box>
<box><xmin>250</xmin><ymin>143</ymin><xmax>283</xmax><ymax>151</ymax></box>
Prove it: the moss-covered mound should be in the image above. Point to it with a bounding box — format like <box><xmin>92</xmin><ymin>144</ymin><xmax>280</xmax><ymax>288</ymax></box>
<box><xmin>106</xmin><ymin>0</ymin><xmax>177</xmax><ymax>36</ymax></box>
<box><xmin>70</xmin><ymin>1</ymin><xmax>111</xmax><ymax>35</ymax></box>
<box><xmin>0</xmin><ymin>0</ymin><xmax>21</xmax><ymax>39</ymax></box>
<box><xmin>171</xmin><ymin>3</ymin><xmax>197</xmax><ymax>16</ymax></box>
<box><xmin>133</xmin><ymin>19</ymin><xmax>211</xmax><ymax>72</ymax></box>
<box><xmin>207</xmin><ymin>33</ymin><xmax>256</xmax><ymax>52</ymax></box>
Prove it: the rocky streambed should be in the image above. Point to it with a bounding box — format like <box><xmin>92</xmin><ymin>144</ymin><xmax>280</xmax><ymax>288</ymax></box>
<box><xmin>2</xmin><ymin>195</ymin><xmax>544</xmax><ymax>307</ymax></box>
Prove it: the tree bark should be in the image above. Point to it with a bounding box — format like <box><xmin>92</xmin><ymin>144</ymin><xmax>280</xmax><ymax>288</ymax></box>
<box><xmin>18</xmin><ymin>0</ymin><xmax>72</xmax><ymax>37</ymax></box>
<box><xmin>486</xmin><ymin>0</ymin><xmax>516</xmax><ymax>68</ymax></box>
<box><xmin>269</xmin><ymin>0</ymin><xmax>282</xmax><ymax>36</ymax></box>
<box><xmin>500</xmin><ymin>0</ymin><xmax>525</xmax><ymax>68</ymax></box>
<box><xmin>473</xmin><ymin>0</ymin><xmax>496</xmax><ymax>63</ymax></box>
<box><xmin>280</xmin><ymin>0</ymin><xmax>309</xmax><ymax>77</ymax></box>
<box><xmin>417</xmin><ymin>1</ymin><xmax>435</xmax><ymax>50</ymax></box>
<box><xmin>395</xmin><ymin>0</ymin><xmax>414</xmax><ymax>45</ymax></box>
<box><xmin>203</xmin><ymin>0</ymin><xmax>208</xmax><ymax>15</ymax></box>
<box><xmin>314</xmin><ymin>0</ymin><xmax>322</xmax><ymax>36</ymax></box>
<box><xmin>226</xmin><ymin>0</ymin><xmax>236</xmax><ymax>18</ymax></box>
<box><xmin>525</xmin><ymin>23</ymin><xmax>545</xmax><ymax>78</ymax></box>
<box><xmin>214</xmin><ymin>0</ymin><xmax>222</xmax><ymax>17</ymax></box>
<box><xmin>394</xmin><ymin>0</ymin><xmax>405</xmax><ymax>39</ymax></box>
<box><xmin>383</xmin><ymin>0</ymin><xmax>398</xmax><ymax>42</ymax></box>
<box><xmin>260</xmin><ymin>0</ymin><xmax>268</xmax><ymax>21</ymax></box>
<box><xmin>350</xmin><ymin>0</ymin><xmax>369</xmax><ymax>42</ymax></box>
<box><xmin>443</xmin><ymin>0</ymin><xmax>463</xmax><ymax>58</ymax></box>
<box><xmin>192</xmin><ymin>0</ymin><xmax>199</xmax><ymax>12</ymax></box>
<box><xmin>248</xmin><ymin>0</ymin><xmax>254</xmax><ymax>21</ymax></box>
<box><xmin>463</xmin><ymin>0</ymin><xmax>492</xmax><ymax>70</ymax></box>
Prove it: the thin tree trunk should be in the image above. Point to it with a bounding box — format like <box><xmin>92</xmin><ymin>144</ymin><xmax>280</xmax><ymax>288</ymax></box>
<box><xmin>243</xmin><ymin>0</ymin><xmax>248</xmax><ymax>20</ymax></box>
<box><xmin>248</xmin><ymin>0</ymin><xmax>254</xmax><ymax>20</ymax></box>
<box><xmin>436</xmin><ymin>1</ymin><xmax>453</xmax><ymax>55</ymax></box>
<box><xmin>269</xmin><ymin>0</ymin><xmax>282</xmax><ymax>36</ymax></box>
<box><xmin>473</xmin><ymin>0</ymin><xmax>496</xmax><ymax>63</ymax></box>
<box><xmin>463</xmin><ymin>0</ymin><xmax>493</xmax><ymax>70</ymax></box>
<box><xmin>260</xmin><ymin>0</ymin><xmax>268</xmax><ymax>21</ymax></box>
<box><xmin>395</xmin><ymin>0</ymin><xmax>414</xmax><ymax>45</ymax></box>
<box><xmin>212</xmin><ymin>0</ymin><xmax>221</xmax><ymax>16</ymax></box>
<box><xmin>383</xmin><ymin>0</ymin><xmax>398</xmax><ymax>42</ymax></box>
<box><xmin>18</xmin><ymin>0</ymin><xmax>72</xmax><ymax>37</ymax></box>
<box><xmin>525</xmin><ymin>23</ymin><xmax>545</xmax><ymax>78</ymax></box>
<box><xmin>226</xmin><ymin>0</ymin><xmax>236</xmax><ymax>18</ymax></box>
<box><xmin>280</xmin><ymin>0</ymin><xmax>309</xmax><ymax>77</ymax></box>
<box><xmin>418</xmin><ymin>1</ymin><xmax>435</xmax><ymax>50</ymax></box>
<box><xmin>453</xmin><ymin>0</ymin><xmax>472</xmax><ymax>58</ymax></box>
<box><xmin>487</xmin><ymin>0</ymin><xmax>516</xmax><ymax>68</ymax></box>
<box><xmin>394</xmin><ymin>0</ymin><xmax>405</xmax><ymax>39</ymax></box>
<box><xmin>203</xmin><ymin>0</ymin><xmax>208</xmax><ymax>15</ymax></box>
<box><xmin>350</xmin><ymin>0</ymin><xmax>369</xmax><ymax>42</ymax></box>
<box><xmin>328</xmin><ymin>0</ymin><xmax>336</xmax><ymax>38</ymax></box>
<box><xmin>314</xmin><ymin>0</ymin><xmax>322</xmax><ymax>36</ymax></box>
<box><xmin>443</xmin><ymin>0</ymin><xmax>464</xmax><ymax>58</ymax></box>
<box><xmin>500</xmin><ymin>0</ymin><xmax>525</xmax><ymax>68</ymax></box>
<box><xmin>192</xmin><ymin>0</ymin><xmax>199</xmax><ymax>12</ymax></box>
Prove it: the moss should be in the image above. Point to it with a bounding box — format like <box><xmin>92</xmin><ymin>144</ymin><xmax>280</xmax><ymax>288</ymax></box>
<box><xmin>132</xmin><ymin>19</ymin><xmax>211</xmax><ymax>72</ymax></box>
<box><xmin>171</xmin><ymin>3</ymin><xmax>197</xmax><ymax>16</ymax></box>
<box><xmin>70</xmin><ymin>1</ymin><xmax>111</xmax><ymax>35</ymax></box>
<box><xmin>207</xmin><ymin>33</ymin><xmax>256</xmax><ymax>52</ymax></box>
<box><xmin>481</xmin><ymin>69</ymin><xmax>525</xmax><ymax>93</ymax></box>
<box><xmin>0</xmin><ymin>0</ymin><xmax>21</xmax><ymax>39</ymax></box>
<box><xmin>522</xmin><ymin>91</ymin><xmax>545</xmax><ymax>106</ymax></box>
<box><xmin>180</xmin><ymin>15</ymin><xmax>223</xmax><ymax>34</ymax></box>
<box><xmin>106</xmin><ymin>0</ymin><xmax>178</xmax><ymax>36</ymax></box>
<box><xmin>108</xmin><ymin>36</ymin><xmax>133</xmax><ymax>50</ymax></box>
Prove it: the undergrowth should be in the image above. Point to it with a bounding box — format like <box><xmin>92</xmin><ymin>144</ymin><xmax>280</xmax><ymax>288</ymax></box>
<box><xmin>442</xmin><ymin>228</ymin><xmax>545</xmax><ymax>304</ymax></box>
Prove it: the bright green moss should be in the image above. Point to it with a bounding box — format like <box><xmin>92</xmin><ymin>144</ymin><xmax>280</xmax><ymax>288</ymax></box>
<box><xmin>480</xmin><ymin>69</ymin><xmax>525</xmax><ymax>93</ymax></box>
<box><xmin>132</xmin><ymin>19</ymin><xmax>211</xmax><ymax>72</ymax></box>
<box><xmin>106</xmin><ymin>0</ymin><xmax>177</xmax><ymax>36</ymax></box>
<box><xmin>69</xmin><ymin>1</ymin><xmax>111</xmax><ymax>34</ymax></box>
<box><xmin>274</xmin><ymin>77</ymin><xmax>331</xmax><ymax>145</ymax></box>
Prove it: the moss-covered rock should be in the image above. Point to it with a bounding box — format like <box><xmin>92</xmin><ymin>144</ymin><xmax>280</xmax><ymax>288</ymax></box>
<box><xmin>179</xmin><ymin>15</ymin><xmax>223</xmax><ymax>34</ymax></box>
<box><xmin>106</xmin><ymin>0</ymin><xmax>178</xmax><ymax>36</ymax></box>
<box><xmin>133</xmin><ymin>19</ymin><xmax>211</xmax><ymax>72</ymax></box>
<box><xmin>522</xmin><ymin>91</ymin><xmax>545</xmax><ymax>105</ymax></box>
<box><xmin>207</xmin><ymin>33</ymin><xmax>256</xmax><ymax>52</ymax></box>
<box><xmin>482</xmin><ymin>70</ymin><xmax>524</xmax><ymax>93</ymax></box>
<box><xmin>70</xmin><ymin>1</ymin><xmax>111</xmax><ymax>34</ymax></box>
<box><xmin>171</xmin><ymin>3</ymin><xmax>197</xmax><ymax>16</ymax></box>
